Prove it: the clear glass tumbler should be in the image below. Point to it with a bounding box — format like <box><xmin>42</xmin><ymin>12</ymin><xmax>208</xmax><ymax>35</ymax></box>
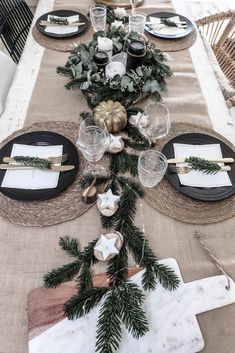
<box><xmin>129</xmin><ymin>12</ymin><xmax>146</xmax><ymax>34</ymax></box>
<box><xmin>139</xmin><ymin>102</ymin><xmax>170</xmax><ymax>145</ymax></box>
<box><xmin>138</xmin><ymin>150</ymin><xmax>167</xmax><ymax>188</ymax></box>
<box><xmin>90</xmin><ymin>5</ymin><xmax>107</xmax><ymax>32</ymax></box>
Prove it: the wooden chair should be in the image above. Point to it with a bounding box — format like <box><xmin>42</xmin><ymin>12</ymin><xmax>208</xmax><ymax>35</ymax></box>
<box><xmin>196</xmin><ymin>10</ymin><xmax>235</xmax><ymax>106</ymax></box>
<box><xmin>0</xmin><ymin>0</ymin><xmax>33</xmax><ymax>63</ymax></box>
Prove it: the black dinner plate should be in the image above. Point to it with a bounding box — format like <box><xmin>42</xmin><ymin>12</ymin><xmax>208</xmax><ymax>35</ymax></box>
<box><xmin>36</xmin><ymin>10</ymin><xmax>89</xmax><ymax>39</ymax></box>
<box><xmin>145</xmin><ymin>12</ymin><xmax>194</xmax><ymax>39</ymax></box>
<box><xmin>0</xmin><ymin>131</ymin><xmax>79</xmax><ymax>201</ymax></box>
<box><xmin>161</xmin><ymin>133</ymin><xmax>235</xmax><ymax>202</ymax></box>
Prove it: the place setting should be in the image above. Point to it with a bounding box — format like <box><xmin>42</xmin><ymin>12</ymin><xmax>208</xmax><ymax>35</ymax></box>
<box><xmin>32</xmin><ymin>8</ymin><xmax>91</xmax><ymax>52</ymax></box>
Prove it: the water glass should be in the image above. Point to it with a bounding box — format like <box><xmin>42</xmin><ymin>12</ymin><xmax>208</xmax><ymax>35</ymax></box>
<box><xmin>129</xmin><ymin>12</ymin><xmax>146</xmax><ymax>34</ymax></box>
<box><xmin>138</xmin><ymin>150</ymin><xmax>167</xmax><ymax>188</ymax></box>
<box><xmin>77</xmin><ymin>118</ymin><xmax>109</xmax><ymax>173</ymax></box>
<box><xmin>139</xmin><ymin>103</ymin><xmax>170</xmax><ymax>144</ymax></box>
<box><xmin>90</xmin><ymin>6</ymin><xmax>107</xmax><ymax>32</ymax></box>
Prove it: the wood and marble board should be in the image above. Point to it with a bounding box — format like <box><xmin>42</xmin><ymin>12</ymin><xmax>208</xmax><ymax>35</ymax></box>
<box><xmin>28</xmin><ymin>258</ymin><xmax>235</xmax><ymax>353</ymax></box>
<box><xmin>95</xmin><ymin>0</ymin><xmax>144</xmax><ymax>9</ymax></box>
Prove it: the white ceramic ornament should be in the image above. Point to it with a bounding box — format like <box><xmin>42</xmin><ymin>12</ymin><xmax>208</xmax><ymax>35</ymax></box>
<box><xmin>29</xmin><ymin>258</ymin><xmax>235</xmax><ymax>353</ymax></box>
<box><xmin>97</xmin><ymin>189</ymin><xmax>120</xmax><ymax>216</ymax></box>
<box><xmin>108</xmin><ymin>134</ymin><xmax>124</xmax><ymax>154</ymax></box>
<box><xmin>111</xmin><ymin>20</ymin><xmax>124</xmax><ymax>30</ymax></box>
<box><xmin>129</xmin><ymin>111</ymin><xmax>150</xmax><ymax>128</ymax></box>
<box><xmin>113</xmin><ymin>7</ymin><xmax>127</xmax><ymax>19</ymax></box>
<box><xmin>94</xmin><ymin>232</ymin><xmax>123</xmax><ymax>261</ymax></box>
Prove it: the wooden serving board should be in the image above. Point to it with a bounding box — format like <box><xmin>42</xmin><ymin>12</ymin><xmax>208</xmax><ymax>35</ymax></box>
<box><xmin>28</xmin><ymin>267</ymin><xmax>140</xmax><ymax>340</ymax></box>
<box><xmin>95</xmin><ymin>0</ymin><xmax>144</xmax><ymax>9</ymax></box>
<box><xmin>28</xmin><ymin>259</ymin><xmax>235</xmax><ymax>353</ymax></box>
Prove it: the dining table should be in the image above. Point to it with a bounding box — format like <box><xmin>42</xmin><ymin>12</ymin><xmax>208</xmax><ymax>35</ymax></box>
<box><xmin>0</xmin><ymin>0</ymin><xmax>235</xmax><ymax>352</ymax></box>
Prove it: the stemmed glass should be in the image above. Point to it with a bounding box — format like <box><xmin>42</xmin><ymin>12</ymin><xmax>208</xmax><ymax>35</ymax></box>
<box><xmin>76</xmin><ymin>117</ymin><xmax>110</xmax><ymax>175</ymax></box>
<box><xmin>138</xmin><ymin>102</ymin><xmax>170</xmax><ymax>146</ymax></box>
<box><xmin>89</xmin><ymin>5</ymin><xmax>107</xmax><ymax>32</ymax></box>
<box><xmin>138</xmin><ymin>150</ymin><xmax>167</xmax><ymax>188</ymax></box>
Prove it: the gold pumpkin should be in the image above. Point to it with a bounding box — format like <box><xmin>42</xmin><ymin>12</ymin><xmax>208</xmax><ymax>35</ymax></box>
<box><xmin>93</xmin><ymin>100</ymin><xmax>127</xmax><ymax>133</ymax></box>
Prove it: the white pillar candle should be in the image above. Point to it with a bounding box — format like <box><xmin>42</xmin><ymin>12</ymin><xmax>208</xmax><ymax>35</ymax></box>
<box><xmin>97</xmin><ymin>37</ymin><xmax>113</xmax><ymax>61</ymax></box>
<box><xmin>105</xmin><ymin>62</ymin><xmax>126</xmax><ymax>79</ymax></box>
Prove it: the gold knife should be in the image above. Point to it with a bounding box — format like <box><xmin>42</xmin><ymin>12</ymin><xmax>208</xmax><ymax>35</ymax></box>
<box><xmin>167</xmin><ymin>158</ymin><xmax>234</xmax><ymax>164</ymax></box>
<box><xmin>39</xmin><ymin>21</ymin><xmax>85</xmax><ymax>27</ymax></box>
<box><xmin>0</xmin><ymin>164</ymin><xmax>74</xmax><ymax>172</ymax></box>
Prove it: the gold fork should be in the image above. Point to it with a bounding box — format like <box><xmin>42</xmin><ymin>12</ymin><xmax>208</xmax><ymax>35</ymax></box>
<box><xmin>168</xmin><ymin>165</ymin><xmax>231</xmax><ymax>174</ymax></box>
<box><xmin>3</xmin><ymin>154</ymin><xmax>68</xmax><ymax>164</ymax></box>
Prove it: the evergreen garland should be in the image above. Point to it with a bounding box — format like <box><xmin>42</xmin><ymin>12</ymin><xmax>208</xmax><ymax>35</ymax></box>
<box><xmin>44</xmin><ymin>109</ymin><xmax>180</xmax><ymax>353</ymax></box>
<box><xmin>56</xmin><ymin>28</ymin><xmax>172</xmax><ymax>108</ymax></box>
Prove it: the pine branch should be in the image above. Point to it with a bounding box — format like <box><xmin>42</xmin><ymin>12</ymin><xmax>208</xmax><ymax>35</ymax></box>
<box><xmin>112</xmin><ymin>151</ymin><xmax>138</xmax><ymax>176</ymax></box>
<box><xmin>64</xmin><ymin>287</ymin><xmax>109</xmax><ymax>320</ymax></box>
<box><xmin>96</xmin><ymin>289</ymin><xmax>122</xmax><ymax>353</ymax></box>
<box><xmin>124</xmin><ymin>122</ymin><xmax>149</xmax><ymax>146</ymax></box>
<box><xmin>78</xmin><ymin>262</ymin><xmax>93</xmax><ymax>292</ymax></box>
<box><xmin>59</xmin><ymin>236</ymin><xmax>80</xmax><ymax>258</ymax></box>
<box><xmin>123</xmin><ymin>138</ymin><xmax>148</xmax><ymax>151</ymax></box>
<box><xmin>160</xmin><ymin>18</ymin><xmax>178</xmax><ymax>27</ymax></box>
<box><xmin>50</xmin><ymin>16</ymin><xmax>69</xmax><ymax>25</ymax></box>
<box><xmin>185</xmin><ymin>157</ymin><xmax>221</xmax><ymax>174</ymax></box>
<box><xmin>12</xmin><ymin>156</ymin><xmax>52</xmax><ymax>170</ymax></box>
<box><xmin>118</xmin><ymin>283</ymin><xmax>149</xmax><ymax>338</ymax></box>
<box><xmin>56</xmin><ymin>66</ymin><xmax>74</xmax><ymax>79</ymax></box>
<box><xmin>107</xmin><ymin>245</ymin><xmax>128</xmax><ymax>286</ymax></box>
<box><xmin>80</xmin><ymin>238</ymin><xmax>99</xmax><ymax>266</ymax></box>
<box><xmin>117</xmin><ymin>176</ymin><xmax>144</xmax><ymax>199</ymax></box>
<box><xmin>44</xmin><ymin>261</ymin><xmax>82</xmax><ymax>288</ymax></box>
<box><xmin>79</xmin><ymin>173</ymin><xmax>109</xmax><ymax>189</ymax></box>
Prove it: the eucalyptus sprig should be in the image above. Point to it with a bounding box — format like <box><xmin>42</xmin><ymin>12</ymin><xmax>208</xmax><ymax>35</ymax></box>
<box><xmin>185</xmin><ymin>157</ymin><xmax>221</xmax><ymax>174</ymax></box>
<box><xmin>12</xmin><ymin>156</ymin><xmax>53</xmax><ymax>170</ymax></box>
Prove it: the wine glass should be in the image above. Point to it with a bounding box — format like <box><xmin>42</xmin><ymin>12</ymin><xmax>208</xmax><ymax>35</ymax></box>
<box><xmin>77</xmin><ymin>117</ymin><xmax>110</xmax><ymax>175</ymax></box>
<box><xmin>89</xmin><ymin>5</ymin><xmax>107</xmax><ymax>32</ymax></box>
<box><xmin>138</xmin><ymin>150</ymin><xmax>167</xmax><ymax>188</ymax></box>
<box><xmin>138</xmin><ymin>102</ymin><xmax>170</xmax><ymax>146</ymax></box>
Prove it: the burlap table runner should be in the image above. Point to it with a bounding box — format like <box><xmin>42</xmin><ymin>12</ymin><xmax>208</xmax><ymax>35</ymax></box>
<box><xmin>32</xmin><ymin>5</ymin><xmax>197</xmax><ymax>52</ymax></box>
<box><xmin>0</xmin><ymin>1</ymin><xmax>235</xmax><ymax>353</ymax></box>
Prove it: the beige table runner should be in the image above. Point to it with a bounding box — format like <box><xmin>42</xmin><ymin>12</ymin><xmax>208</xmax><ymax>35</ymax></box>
<box><xmin>0</xmin><ymin>1</ymin><xmax>235</xmax><ymax>353</ymax></box>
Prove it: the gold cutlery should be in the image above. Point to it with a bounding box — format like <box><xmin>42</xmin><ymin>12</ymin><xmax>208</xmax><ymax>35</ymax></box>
<box><xmin>39</xmin><ymin>21</ymin><xmax>85</xmax><ymax>27</ymax></box>
<box><xmin>167</xmin><ymin>157</ymin><xmax>234</xmax><ymax>164</ymax></box>
<box><xmin>0</xmin><ymin>164</ymin><xmax>74</xmax><ymax>172</ymax></box>
<box><xmin>169</xmin><ymin>165</ymin><xmax>231</xmax><ymax>174</ymax></box>
<box><xmin>3</xmin><ymin>154</ymin><xmax>68</xmax><ymax>164</ymax></box>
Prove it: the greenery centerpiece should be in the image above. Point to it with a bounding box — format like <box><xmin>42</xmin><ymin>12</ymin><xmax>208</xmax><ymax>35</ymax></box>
<box><xmin>44</xmin><ymin>109</ymin><xmax>180</xmax><ymax>353</ymax></box>
<box><xmin>57</xmin><ymin>28</ymin><xmax>172</xmax><ymax>108</ymax></box>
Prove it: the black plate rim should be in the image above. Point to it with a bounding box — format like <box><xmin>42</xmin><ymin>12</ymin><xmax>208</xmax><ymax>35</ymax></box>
<box><xmin>145</xmin><ymin>11</ymin><xmax>194</xmax><ymax>39</ymax></box>
<box><xmin>36</xmin><ymin>9</ymin><xmax>89</xmax><ymax>39</ymax></box>
<box><xmin>162</xmin><ymin>132</ymin><xmax>235</xmax><ymax>202</ymax></box>
<box><xmin>0</xmin><ymin>130</ymin><xmax>79</xmax><ymax>201</ymax></box>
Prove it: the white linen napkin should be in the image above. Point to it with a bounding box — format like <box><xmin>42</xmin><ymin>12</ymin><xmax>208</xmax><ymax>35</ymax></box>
<box><xmin>149</xmin><ymin>16</ymin><xmax>186</xmax><ymax>36</ymax></box>
<box><xmin>173</xmin><ymin>143</ymin><xmax>232</xmax><ymax>188</ymax></box>
<box><xmin>1</xmin><ymin>144</ymin><xmax>63</xmax><ymax>190</ymax></box>
<box><xmin>45</xmin><ymin>15</ymin><xmax>79</xmax><ymax>35</ymax></box>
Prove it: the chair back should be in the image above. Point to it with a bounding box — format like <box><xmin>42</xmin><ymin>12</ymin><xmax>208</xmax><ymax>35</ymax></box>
<box><xmin>0</xmin><ymin>0</ymin><xmax>33</xmax><ymax>63</ymax></box>
<box><xmin>197</xmin><ymin>11</ymin><xmax>235</xmax><ymax>91</ymax></box>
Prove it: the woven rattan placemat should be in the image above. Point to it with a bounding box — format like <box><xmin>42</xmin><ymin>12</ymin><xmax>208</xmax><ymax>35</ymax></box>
<box><xmin>32</xmin><ymin>7</ymin><xmax>197</xmax><ymax>52</ymax></box>
<box><xmin>0</xmin><ymin>121</ymin><xmax>94</xmax><ymax>227</ymax></box>
<box><xmin>144</xmin><ymin>122</ymin><xmax>235</xmax><ymax>224</ymax></box>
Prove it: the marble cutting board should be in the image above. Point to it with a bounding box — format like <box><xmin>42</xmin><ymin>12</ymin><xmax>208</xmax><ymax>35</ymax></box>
<box><xmin>28</xmin><ymin>258</ymin><xmax>235</xmax><ymax>353</ymax></box>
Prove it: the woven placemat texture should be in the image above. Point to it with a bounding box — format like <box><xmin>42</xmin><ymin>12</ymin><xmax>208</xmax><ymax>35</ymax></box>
<box><xmin>32</xmin><ymin>6</ymin><xmax>197</xmax><ymax>52</ymax></box>
<box><xmin>144</xmin><ymin>122</ymin><xmax>235</xmax><ymax>224</ymax></box>
<box><xmin>0</xmin><ymin>121</ymin><xmax>95</xmax><ymax>227</ymax></box>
